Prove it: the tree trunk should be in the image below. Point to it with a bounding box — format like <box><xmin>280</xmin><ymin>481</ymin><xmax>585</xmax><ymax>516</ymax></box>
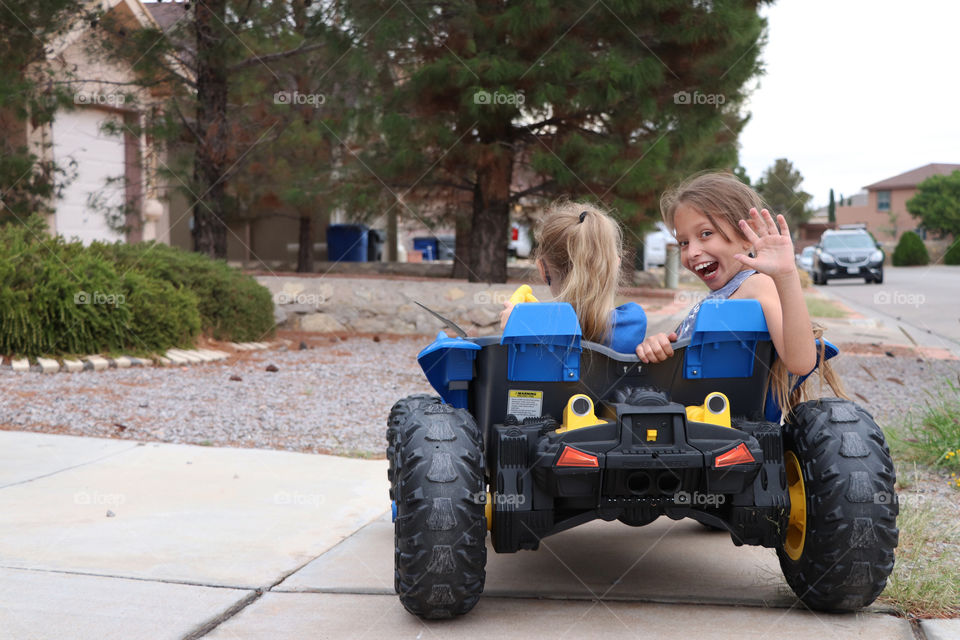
<box><xmin>297</xmin><ymin>213</ymin><xmax>314</xmax><ymax>272</ymax></box>
<box><xmin>386</xmin><ymin>207</ymin><xmax>398</xmax><ymax>262</ymax></box>
<box><xmin>191</xmin><ymin>0</ymin><xmax>229</xmax><ymax>259</ymax></box>
<box><xmin>469</xmin><ymin>145</ymin><xmax>512</xmax><ymax>283</ymax></box>
<box><xmin>452</xmin><ymin>202</ymin><xmax>473</xmax><ymax>279</ymax></box>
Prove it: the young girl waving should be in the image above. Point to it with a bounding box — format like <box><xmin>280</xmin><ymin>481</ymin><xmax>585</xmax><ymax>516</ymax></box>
<box><xmin>500</xmin><ymin>200</ymin><xmax>647</xmax><ymax>352</ymax></box>
<box><xmin>636</xmin><ymin>172</ymin><xmax>818</xmax><ymax>379</ymax></box>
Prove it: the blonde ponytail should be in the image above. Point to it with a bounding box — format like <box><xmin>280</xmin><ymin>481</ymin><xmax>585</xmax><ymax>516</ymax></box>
<box><xmin>535</xmin><ymin>200</ymin><xmax>624</xmax><ymax>343</ymax></box>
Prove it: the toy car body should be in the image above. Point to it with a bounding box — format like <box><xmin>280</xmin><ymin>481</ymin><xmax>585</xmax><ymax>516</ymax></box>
<box><xmin>387</xmin><ymin>299</ymin><xmax>898</xmax><ymax>619</ymax></box>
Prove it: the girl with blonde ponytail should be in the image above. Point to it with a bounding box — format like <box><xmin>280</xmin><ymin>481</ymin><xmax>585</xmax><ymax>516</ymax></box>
<box><xmin>499</xmin><ymin>200</ymin><xmax>647</xmax><ymax>351</ymax></box>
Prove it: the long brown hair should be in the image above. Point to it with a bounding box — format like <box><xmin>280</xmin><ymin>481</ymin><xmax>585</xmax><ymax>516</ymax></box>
<box><xmin>661</xmin><ymin>171</ymin><xmax>847</xmax><ymax>414</ymax></box>
<box><xmin>767</xmin><ymin>324</ymin><xmax>849</xmax><ymax>416</ymax></box>
<box><xmin>534</xmin><ymin>200</ymin><xmax>623</xmax><ymax>344</ymax></box>
<box><xmin>660</xmin><ymin>171</ymin><xmax>765</xmax><ymax>242</ymax></box>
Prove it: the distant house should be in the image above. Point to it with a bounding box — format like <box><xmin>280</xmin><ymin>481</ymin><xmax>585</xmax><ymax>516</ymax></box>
<box><xmin>27</xmin><ymin>0</ymin><xmax>176</xmax><ymax>245</ymax></box>
<box><xmin>835</xmin><ymin>163</ymin><xmax>960</xmax><ymax>242</ymax></box>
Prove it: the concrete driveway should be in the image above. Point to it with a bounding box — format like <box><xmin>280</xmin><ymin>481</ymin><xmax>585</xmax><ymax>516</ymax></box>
<box><xmin>2</xmin><ymin>430</ymin><xmax>946</xmax><ymax>640</ymax></box>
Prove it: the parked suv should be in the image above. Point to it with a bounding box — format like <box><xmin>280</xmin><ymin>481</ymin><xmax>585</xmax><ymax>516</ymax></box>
<box><xmin>812</xmin><ymin>229</ymin><xmax>884</xmax><ymax>285</ymax></box>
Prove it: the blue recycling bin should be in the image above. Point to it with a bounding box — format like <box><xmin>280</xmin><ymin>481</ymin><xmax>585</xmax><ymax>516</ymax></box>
<box><xmin>413</xmin><ymin>237</ymin><xmax>438</xmax><ymax>261</ymax></box>
<box><xmin>327</xmin><ymin>224</ymin><xmax>369</xmax><ymax>262</ymax></box>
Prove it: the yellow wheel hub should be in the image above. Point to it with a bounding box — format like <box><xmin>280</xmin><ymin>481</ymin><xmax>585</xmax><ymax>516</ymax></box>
<box><xmin>783</xmin><ymin>450</ymin><xmax>807</xmax><ymax>561</ymax></box>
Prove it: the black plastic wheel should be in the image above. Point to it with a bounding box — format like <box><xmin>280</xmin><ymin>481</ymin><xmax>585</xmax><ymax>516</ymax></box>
<box><xmin>394</xmin><ymin>403</ymin><xmax>487</xmax><ymax>619</ymax></box>
<box><xmin>386</xmin><ymin>394</ymin><xmax>440</xmax><ymax>500</ymax></box>
<box><xmin>777</xmin><ymin>398</ymin><xmax>899</xmax><ymax>612</ymax></box>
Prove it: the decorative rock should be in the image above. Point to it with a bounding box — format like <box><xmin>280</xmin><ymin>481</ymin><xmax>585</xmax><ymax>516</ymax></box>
<box><xmin>467</xmin><ymin>306</ymin><xmax>501</xmax><ymax>327</ymax></box>
<box><xmin>167</xmin><ymin>349</ymin><xmax>204</xmax><ymax>363</ymax></box>
<box><xmin>196</xmin><ymin>349</ymin><xmax>228</xmax><ymax>361</ymax></box>
<box><xmin>191</xmin><ymin>351</ymin><xmax>216</xmax><ymax>363</ymax></box>
<box><xmin>164</xmin><ymin>351</ymin><xmax>189</xmax><ymax>365</ymax></box>
<box><xmin>283</xmin><ymin>303</ymin><xmax>321</xmax><ymax>315</ymax></box>
<box><xmin>352</xmin><ymin>317</ymin><xmax>415</xmax><ymax>334</ymax></box>
<box><xmin>265</xmin><ymin>364</ymin><xmax>279</xmax><ymax>373</ymax></box>
<box><xmin>300</xmin><ymin>313</ymin><xmax>346</xmax><ymax>333</ymax></box>
<box><xmin>153</xmin><ymin>356</ymin><xmax>172</xmax><ymax>366</ymax></box>
<box><xmin>445</xmin><ymin>287</ymin><xmax>465</xmax><ymax>301</ymax></box>
<box><xmin>36</xmin><ymin>358</ymin><xmax>60</xmax><ymax>373</ymax></box>
<box><xmin>279</xmin><ymin>282</ymin><xmax>305</xmax><ymax>301</ymax></box>
<box><xmin>61</xmin><ymin>359</ymin><xmax>84</xmax><ymax>373</ymax></box>
<box><xmin>272</xmin><ymin>306</ymin><xmax>288</xmax><ymax>326</ymax></box>
<box><xmin>113</xmin><ymin>356</ymin><xmax>132</xmax><ymax>369</ymax></box>
<box><xmin>11</xmin><ymin>359</ymin><xmax>29</xmax><ymax>372</ymax></box>
<box><xmin>85</xmin><ymin>356</ymin><xmax>110</xmax><ymax>371</ymax></box>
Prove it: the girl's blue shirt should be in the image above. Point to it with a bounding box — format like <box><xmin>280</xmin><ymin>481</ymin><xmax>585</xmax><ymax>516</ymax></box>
<box><xmin>607</xmin><ymin>302</ymin><xmax>647</xmax><ymax>353</ymax></box>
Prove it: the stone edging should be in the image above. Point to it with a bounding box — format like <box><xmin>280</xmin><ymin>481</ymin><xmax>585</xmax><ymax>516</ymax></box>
<box><xmin>2</xmin><ymin>342</ymin><xmax>273</xmax><ymax>374</ymax></box>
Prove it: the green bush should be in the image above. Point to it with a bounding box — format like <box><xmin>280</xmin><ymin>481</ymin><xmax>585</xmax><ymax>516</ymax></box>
<box><xmin>943</xmin><ymin>240</ymin><xmax>960</xmax><ymax>265</ymax></box>
<box><xmin>892</xmin><ymin>231</ymin><xmax>930</xmax><ymax>266</ymax></box>
<box><xmin>90</xmin><ymin>242</ymin><xmax>275</xmax><ymax>341</ymax></box>
<box><xmin>0</xmin><ymin>216</ymin><xmax>273</xmax><ymax>357</ymax></box>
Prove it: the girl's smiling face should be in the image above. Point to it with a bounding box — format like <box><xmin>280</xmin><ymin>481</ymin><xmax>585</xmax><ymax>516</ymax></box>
<box><xmin>673</xmin><ymin>203</ymin><xmax>752</xmax><ymax>290</ymax></box>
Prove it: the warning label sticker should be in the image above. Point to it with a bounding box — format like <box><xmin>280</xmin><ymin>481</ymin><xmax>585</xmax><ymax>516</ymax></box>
<box><xmin>507</xmin><ymin>390</ymin><xmax>543</xmax><ymax>421</ymax></box>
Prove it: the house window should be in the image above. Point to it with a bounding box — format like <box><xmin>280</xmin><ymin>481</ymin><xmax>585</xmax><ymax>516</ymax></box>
<box><xmin>877</xmin><ymin>190</ymin><xmax>891</xmax><ymax>211</ymax></box>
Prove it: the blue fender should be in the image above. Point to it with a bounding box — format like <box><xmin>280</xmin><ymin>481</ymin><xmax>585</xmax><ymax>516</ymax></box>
<box><xmin>417</xmin><ymin>332</ymin><xmax>480</xmax><ymax>408</ymax></box>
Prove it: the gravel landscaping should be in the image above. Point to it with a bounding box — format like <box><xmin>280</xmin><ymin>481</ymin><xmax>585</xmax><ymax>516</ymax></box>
<box><xmin>1</xmin><ymin>333</ymin><xmax>958</xmax><ymax>457</ymax></box>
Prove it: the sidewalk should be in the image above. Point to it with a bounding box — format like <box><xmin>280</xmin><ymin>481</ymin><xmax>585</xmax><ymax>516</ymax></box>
<box><xmin>3</xmin><ymin>430</ymin><xmax>953</xmax><ymax>639</ymax></box>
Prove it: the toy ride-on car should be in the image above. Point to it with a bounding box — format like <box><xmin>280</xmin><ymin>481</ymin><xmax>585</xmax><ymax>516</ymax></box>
<box><xmin>386</xmin><ymin>295</ymin><xmax>898</xmax><ymax>619</ymax></box>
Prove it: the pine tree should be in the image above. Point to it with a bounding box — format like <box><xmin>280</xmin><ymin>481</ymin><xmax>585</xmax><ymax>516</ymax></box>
<box><xmin>97</xmin><ymin>1</ymin><xmax>358</xmax><ymax>261</ymax></box>
<box><xmin>350</xmin><ymin>0</ymin><xmax>771</xmax><ymax>282</ymax></box>
<box><xmin>0</xmin><ymin>1</ymin><xmax>93</xmax><ymax>224</ymax></box>
<box><xmin>755</xmin><ymin>158</ymin><xmax>813</xmax><ymax>231</ymax></box>
<box><xmin>828</xmin><ymin>188</ymin><xmax>836</xmax><ymax>223</ymax></box>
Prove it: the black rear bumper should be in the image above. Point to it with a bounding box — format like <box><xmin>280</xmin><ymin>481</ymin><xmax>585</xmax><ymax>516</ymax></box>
<box><xmin>488</xmin><ymin>402</ymin><xmax>788</xmax><ymax>553</ymax></box>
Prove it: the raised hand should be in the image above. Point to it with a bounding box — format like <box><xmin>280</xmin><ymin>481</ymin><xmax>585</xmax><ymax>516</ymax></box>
<box><xmin>734</xmin><ymin>208</ymin><xmax>797</xmax><ymax>279</ymax></box>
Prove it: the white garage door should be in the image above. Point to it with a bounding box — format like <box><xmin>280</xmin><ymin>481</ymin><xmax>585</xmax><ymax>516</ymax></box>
<box><xmin>52</xmin><ymin>108</ymin><xmax>127</xmax><ymax>245</ymax></box>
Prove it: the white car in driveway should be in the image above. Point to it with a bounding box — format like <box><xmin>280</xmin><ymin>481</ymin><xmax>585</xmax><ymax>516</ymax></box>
<box><xmin>642</xmin><ymin>222</ymin><xmax>672</xmax><ymax>270</ymax></box>
<box><xmin>509</xmin><ymin>222</ymin><xmax>531</xmax><ymax>258</ymax></box>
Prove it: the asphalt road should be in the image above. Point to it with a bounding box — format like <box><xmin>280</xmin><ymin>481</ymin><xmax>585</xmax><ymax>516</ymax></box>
<box><xmin>814</xmin><ymin>264</ymin><xmax>960</xmax><ymax>355</ymax></box>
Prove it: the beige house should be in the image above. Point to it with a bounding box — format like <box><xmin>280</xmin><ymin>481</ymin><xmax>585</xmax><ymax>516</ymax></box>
<box><xmin>836</xmin><ymin>163</ymin><xmax>960</xmax><ymax>242</ymax></box>
<box><xmin>25</xmin><ymin>0</ymin><xmax>178</xmax><ymax>246</ymax></box>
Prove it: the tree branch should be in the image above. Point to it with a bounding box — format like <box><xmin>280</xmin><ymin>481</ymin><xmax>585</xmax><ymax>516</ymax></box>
<box><xmin>229</xmin><ymin>41</ymin><xmax>328</xmax><ymax>72</ymax></box>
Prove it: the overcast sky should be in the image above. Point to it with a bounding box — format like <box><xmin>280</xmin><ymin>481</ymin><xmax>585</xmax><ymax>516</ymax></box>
<box><xmin>737</xmin><ymin>0</ymin><xmax>960</xmax><ymax>208</ymax></box>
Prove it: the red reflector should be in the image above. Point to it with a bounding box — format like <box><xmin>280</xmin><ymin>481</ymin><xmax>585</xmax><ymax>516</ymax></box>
<box><xmin>511</xmin><ymin>227</ymin><xmax>519</xmax><ymax>241</ymax></box>
<box><xmin>714</xmin><ymin>442</ymin><xmax>755</xmax><ymax>468</ymax></box>
<box><xmin>556</xmin><ymin>446</ymin><xmax>599</xmax><ymax>468</ymax></box>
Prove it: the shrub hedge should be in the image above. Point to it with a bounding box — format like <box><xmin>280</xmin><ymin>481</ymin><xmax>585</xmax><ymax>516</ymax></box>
<box><xmin>891</xmin><ymin>231</ymin><xmax>930</xmax><ymax>266</ymax></box>
<box><xmin>943</xmin><ymin>239</ymin><xmax>960</xmax><ymax>266</ymax></box>
<box><xmin>0</xmin><ymin>216</ymin><xmax>273</xmax><ymax>357</ymax></box>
